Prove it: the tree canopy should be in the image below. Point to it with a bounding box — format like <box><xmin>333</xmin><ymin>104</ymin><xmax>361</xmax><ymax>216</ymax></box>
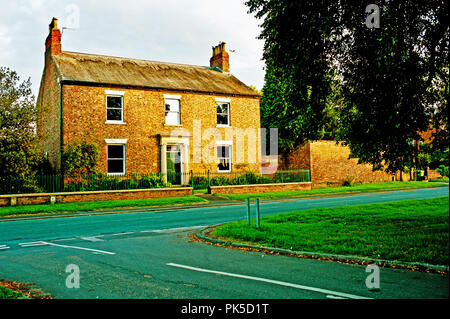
<box><xmin>0</xmin><ymin>67</ymin><xmax>39</xmax><ymax>176</ymax></box>
<box><xmin>248</xmin><ymin>0</ymin><xmax>449</xmax><ymax>173</ymax></box>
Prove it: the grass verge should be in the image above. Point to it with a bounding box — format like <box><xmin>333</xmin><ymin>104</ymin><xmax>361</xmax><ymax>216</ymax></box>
<box><xmin>0</xmin><ymin>196</ymin><xmax>207</xmax><ymax>218</ymax></box>
<box><xmin>0</xmin><ymin>285</ymin><xmax>26</xmax><ymax>299</ymax></box>
<box><xmin>211</xmin><ymin>197</ymin><xmax>449</xmax><ymax>265</ymax></box>
<box><xmin>429</xmin><ymin>177</ymin><xmax>449</xmax><ymax>183</ymax></box>
<box><xmin>219</xmin><ymin>181</ymin><xmax>446</xmax><ymax>201</ymax></box>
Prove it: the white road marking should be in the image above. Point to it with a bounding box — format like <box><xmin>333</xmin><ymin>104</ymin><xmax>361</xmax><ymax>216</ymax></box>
<box><xmin>0</xmin><ymin>246</ymin><xmax>10</xmax><ymax>250</ymax></box>
<box><xmin>111</xmin><ymin>232</ymin><xmax>135</xmax><ymax>236</ymax></box>
<box><xmin>167</xmin><ymin>263</ymin><xmax>372</xmax><ymax>300</ymax></box>
<box><xmin>140</xmin><ymin>225</ymin><xmax>207</xmax><ymax>233</ymax></box>
<box><xmin>80</xmin><ymin>236</ymin><xmax>104</xmax><ymax>242</ymax></box>
<box><xmin>39</xmin><ymin>241</ymin><xmax>116</xmax><ymax>255</ymax></box>
<box><xmin>326</xmin><ymin>295</ymin><xmax>347</xmax><ymax>299</ymax></box>
<box><xmin>19</xmin><ymin>241</ymin><xmax>48</xmax><ymax>247</ymax></box>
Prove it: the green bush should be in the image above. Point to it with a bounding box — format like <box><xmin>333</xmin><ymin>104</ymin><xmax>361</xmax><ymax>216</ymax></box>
<box><xmin>190</xmin><ymin>176</ymin><xmax>209</xmax><ymax>189</ymax></box>
<box><xmin>138</xmin><ymin>174</ymin><xmax>166</xmax><ymax>188</ymax></box>
<box><xmin>0</xmin><ymin>175</ymin><xmax>43</xmax><ymax>194</ymax></box>
<box><xmin>61</xmin><ymin>141</ymin><xmax>99</xmax><ymax>175</ymax></box>
<box><xmin>436</xmin><ymin>165</ymin><xmax>449</xmax><ymax>178</ymax></box>
<box><xmin>231</xmin><ymin>172</ymin><xmax>273</xmax><ymax>185</ymax></box>
<box><xmin>210</xmin><ymin>176</ymin><xmax>230</xmax><ymax>186</ymax></box>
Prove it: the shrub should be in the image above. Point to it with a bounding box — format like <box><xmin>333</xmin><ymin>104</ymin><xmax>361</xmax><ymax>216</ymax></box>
<box><xmin>210</xmin><ymin>176</ymin><xmax>230</xmax><ymax>186</ymax></box>
<box><xmin>231</xmin><ymin>172</ymin><xmax>273</xmax><ymax>185</ymax></box>
<box><xmin>190</xmin><ymin>176</ymin><xmax>209</xmax><ymax>189</ymax></box>
<box><xmin>0</xmin><ymin>175</ymin><xmax>43</xmax><ymax>194</ymax></box>
<box><xmin>61</xmin><ymin>141</ymin><xmax>99</xmax><ymax>175</ymax></box>
<box><xmin>436</xmin><ymin>165</ymin><xmax>449</xmax><ymax>178</ymax></box>
<box><xmin>138</xmin><ymin>174</ymin><xmax>166</xmax><ymax>188</ymax></box>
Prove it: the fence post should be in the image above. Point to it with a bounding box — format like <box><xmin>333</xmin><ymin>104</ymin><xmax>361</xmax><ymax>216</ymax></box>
<box><xmin>190</xmin><ymin>170</ymin><xmax>193</xmax><ymax>189</ymax></box>
<box><xmin>207</xmin><ymin>170</ymin><xmax>210</xmax><ymax>188</ymax></box>
<box><xmin>246</xmin><ymin>198</ymin><xmax>250</xmax><ymax>225</ymax></box>
<box><xmin>255</xmin><ymin>198</ymin><xmax>260</xmax><ymax>229</ymax></box>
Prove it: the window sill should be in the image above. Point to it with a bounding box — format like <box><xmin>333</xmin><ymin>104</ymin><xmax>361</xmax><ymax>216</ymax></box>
<box><xmin>164</xmin><ymin>124</ymin><xmax>183</xmax><ymax>127</ymax></box>
<box><xmin>216</xmin><ymin>125</ymin><xmax>231</xmax><ymax>128</ymax></box>
<box><xmin>107</xmin><ymin>172</ymin><xmax>125</xmax><ymax>176</ymax></box>
<box><xmin>105</xmin><ymin>121</ymin><xmax>127</xmax><ymax>125</ymax></box>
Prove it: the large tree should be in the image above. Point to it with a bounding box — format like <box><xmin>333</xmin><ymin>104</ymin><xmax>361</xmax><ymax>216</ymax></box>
<box><xmin>247</xmin><ymin>0</ymin><xmax>342</xmax><ymax>152</ymax></box>
<box><xmin>336</xmin><ymin>0</ymin><xmax>449</xmax><ymax>173</ymax></box>
<box><xmin>0</xmin><ymin>67</ymin><xmax>39</xmax><ymax>176</ymax></box>
<box><xmin>249</xmin><ymin>0</ymin><xmax>448</xmax><ymax>174</ymax></box>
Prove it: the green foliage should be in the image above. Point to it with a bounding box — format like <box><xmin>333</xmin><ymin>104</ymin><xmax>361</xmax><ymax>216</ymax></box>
<box><xmin>138</xmin><ymin>173</ymin><xmax>166</xmax><ymax>188</ymax></box>
<box><xmin>0</xmin><ymin>175</ymin><xmax>43</xmax><ymax>194</ymax></box>
<box><xmin>247</xmin><ymin>0</ymin><xmax>342</xmax><ymax>150</ymax></box>
<box><xmin>210</xmin><ymin>176</ymin><xmax>230</xmax><ymax>186</ymax></box>
<box><xmin>336</xmin><ymin>1</ymin><xmax>448</xmax><ymax>174</ymax></box>
<box><xmin>0</xmin><ymin>285</ymin><xmax>26</xmax><ymax>299</ymax></box>
<box><xmin>231</xmin><ymin>172</ymin><xmax>273</xmax><ymax>185</ymax></box>
<box><xmin>63</xmin><ymin>173</ymin><xmax>167</xmax><ymax>192</ymax></box>
<box><xmin>248</xmin><ymin>1</ymin><xmax>448</xmax><ymax>174</ymax></box>
<box><xmin>61</xmin><ymin>141</ymin><xmax>99</xmax><ymax>175</ymax></box>
<box><xmin>212</xmin><ymin>197</ymin><xmax>449</xmax><ymax>265</ymax></box>
<box><xmin>0</xmin><ymin>67</ymin><xmax>39</xmax><ymax>176</ymax></box>
<box><xmin>436</xmin><ymin>165</ymin><xmax>449</xmax><ymax>178</ymax></box>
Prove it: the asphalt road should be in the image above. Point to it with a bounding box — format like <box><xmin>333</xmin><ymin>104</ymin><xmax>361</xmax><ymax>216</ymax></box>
<box><xmin>0</xmin><ymin>187</ymin><xmax>448</xmax><ymax>300</ymax></box>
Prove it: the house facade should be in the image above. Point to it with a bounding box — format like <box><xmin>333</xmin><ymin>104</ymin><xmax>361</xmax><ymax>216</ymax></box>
<box><xmin>37</xmin><ymin>18</ymin><xmax>261</xmax><ymax>183</ymax></box>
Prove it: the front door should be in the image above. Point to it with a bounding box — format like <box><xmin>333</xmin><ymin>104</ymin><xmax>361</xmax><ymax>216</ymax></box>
<box><xmin>166</xmin><ymin>144</ymin><xmax>182</xmax><ymax>185</ymax></box>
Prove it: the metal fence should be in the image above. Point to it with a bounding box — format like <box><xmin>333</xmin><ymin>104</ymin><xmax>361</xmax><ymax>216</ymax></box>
<box><xmin>0</xmin><ymin>170</ymin><xmax>310</xmax><ymax>195</ymax></box>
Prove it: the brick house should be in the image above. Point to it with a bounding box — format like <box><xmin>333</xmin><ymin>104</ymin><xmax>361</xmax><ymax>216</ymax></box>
<box><xmin>37</xmin><ymin>18</ymin><xmax>261</xmax><ymax>183</ymax></box>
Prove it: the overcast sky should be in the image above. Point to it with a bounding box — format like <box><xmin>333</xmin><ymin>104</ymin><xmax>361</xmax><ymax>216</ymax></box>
<box><xmin>0</xmin><ymin>0</ymin><xmax>265</xmax><ymax>97</ymax></box>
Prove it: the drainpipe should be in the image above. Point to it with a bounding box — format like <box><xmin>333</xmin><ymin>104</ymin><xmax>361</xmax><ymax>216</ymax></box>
<box><xmin>59</xmin><ymin>80</ymin><xmax>64</xmax><ymax>177</ymax></box>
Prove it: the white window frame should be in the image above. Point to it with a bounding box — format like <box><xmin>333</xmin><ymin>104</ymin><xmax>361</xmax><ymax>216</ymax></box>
<box><xmin>216</xmin><ymin>98</ymin><xmax>231</xmax><ymax>127</ymax></box>
<box><xmin>217</xmin><ymin>141</ymin><xmax>232</xmax><ymax>173</ymax></box>
<box><xmin>164</xmin><ymin>95</ymin><xmax>181</xmax><ymax>126</ymax></box>
<box><xmin>106</xmin><ymin>143</ymin><xmax>126</xmax><ymax>175</ymax></box>
<box><xmin>105</xmin><ymin>90</ymin><xmax>125</xmax><ymax>124</ymax></box>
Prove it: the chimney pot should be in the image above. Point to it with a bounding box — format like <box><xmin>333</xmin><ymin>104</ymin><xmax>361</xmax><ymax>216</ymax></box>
<box><xmin>45</xmin><ymin>17</ymin><xmax>62</xmax><ymax>58</ymax></box>
<box><xmin>210</xmin><ymin>42</ymin><xmax>230</xmax><ymax>73</ymax></box>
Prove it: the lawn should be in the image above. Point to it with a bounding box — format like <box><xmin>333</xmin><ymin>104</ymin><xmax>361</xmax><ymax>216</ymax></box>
<box><xmin>0</xmin><ymin>196</ymin><xmax>207</xmax><ymax>218</ymax></box>
<box><xmin>220</xmin><ymin>181</ymin><xmax>446</xmax><ymax>201</ymax></box>
<box><xmin>211</xmin><ymin>197</ymin><xmax>449</xmax><ymax>265</ymax></box>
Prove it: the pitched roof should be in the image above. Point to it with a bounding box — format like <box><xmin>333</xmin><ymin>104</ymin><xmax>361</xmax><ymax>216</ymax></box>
<box><xmin>52</xmin><ymin>51</ymin><xmax>259</xmax><ymax>97</ymax></box>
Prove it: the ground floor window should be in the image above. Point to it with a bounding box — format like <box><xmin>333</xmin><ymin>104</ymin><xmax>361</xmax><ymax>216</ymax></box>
<box><xmin>217</xmin><ymin>144</ymin><xmax>231</xmax><ymax>172</ymax></box>
<box><xmin>107</xmin><ymin>144</ymin><xmax>125</xmax><ymax>174</ymax></box>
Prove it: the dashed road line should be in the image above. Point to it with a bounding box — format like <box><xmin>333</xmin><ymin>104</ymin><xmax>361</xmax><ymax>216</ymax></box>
<box><xmin>167</xmin><ymin>262</ymin><xmax>372</xmax><ymax>299</ymax></box>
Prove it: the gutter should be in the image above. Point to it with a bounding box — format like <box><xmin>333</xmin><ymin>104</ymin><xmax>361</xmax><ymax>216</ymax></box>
<box><xmin>59</xmin><ymin>79</ymin><xmax>261</xmax><ymax>99</ymax></box>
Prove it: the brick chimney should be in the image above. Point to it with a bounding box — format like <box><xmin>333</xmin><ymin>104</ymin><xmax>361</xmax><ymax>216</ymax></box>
<box><xmin>45</xmin><ymin>17</ymin><xmax>62</xmax><ymax>58</ymax></box>
<box><xmin>210</xmin><ymin>42</ymin><xmax>229</xmax><ymax>73</ymax></box>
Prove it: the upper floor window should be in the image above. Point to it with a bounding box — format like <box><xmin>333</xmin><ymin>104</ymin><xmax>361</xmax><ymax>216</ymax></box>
<box><xmin>105</xmin><ymin>90</ymin><xmax>125</xmax><ymax>123</ymax></box>
<box><xmin>164</xmin><ymin>96</ymin><xmax>181</xmax><ymax>126</ymax></box>
<box><xmin>216</xmin><ymin>98</ymin><xmax>230</xmax><ymax>127</ymax></box>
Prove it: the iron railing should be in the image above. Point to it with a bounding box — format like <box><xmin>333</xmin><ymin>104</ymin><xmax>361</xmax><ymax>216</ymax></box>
<box><xmin>0</xmin><ymin>170</ymin><xmax>310</xmax><ymax>195</ymax></box>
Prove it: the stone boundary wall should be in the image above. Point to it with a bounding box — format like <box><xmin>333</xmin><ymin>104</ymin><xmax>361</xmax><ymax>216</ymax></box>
<box><xmin>0</xmin><ymin>187</ymin><xmax>193</xmax><ymax>207</ymax></box>
<box><xmin>209</xmin><ymin>182</ymin><xmax>312</xmax><ymax>195</ymax></box>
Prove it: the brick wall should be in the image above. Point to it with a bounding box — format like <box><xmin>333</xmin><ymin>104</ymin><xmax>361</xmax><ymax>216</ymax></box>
<box><xmin>36</xmin><ymin>56</ymin><xmax>62</xmax><ymax>170</ymax></box>
<box><xmin>281</xmin><ymin>141</ymin><xmax>395</xmax><ymax>187</ymax></box>
<box><xmin>209</xmin><ymin>182</ymin><xmax>311</xmax><ymax>195</ymax></box>
<box><xmin>0</xmin><ymin>187</ymin><xmax>192</xmax><ymax>207</ymax></box>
